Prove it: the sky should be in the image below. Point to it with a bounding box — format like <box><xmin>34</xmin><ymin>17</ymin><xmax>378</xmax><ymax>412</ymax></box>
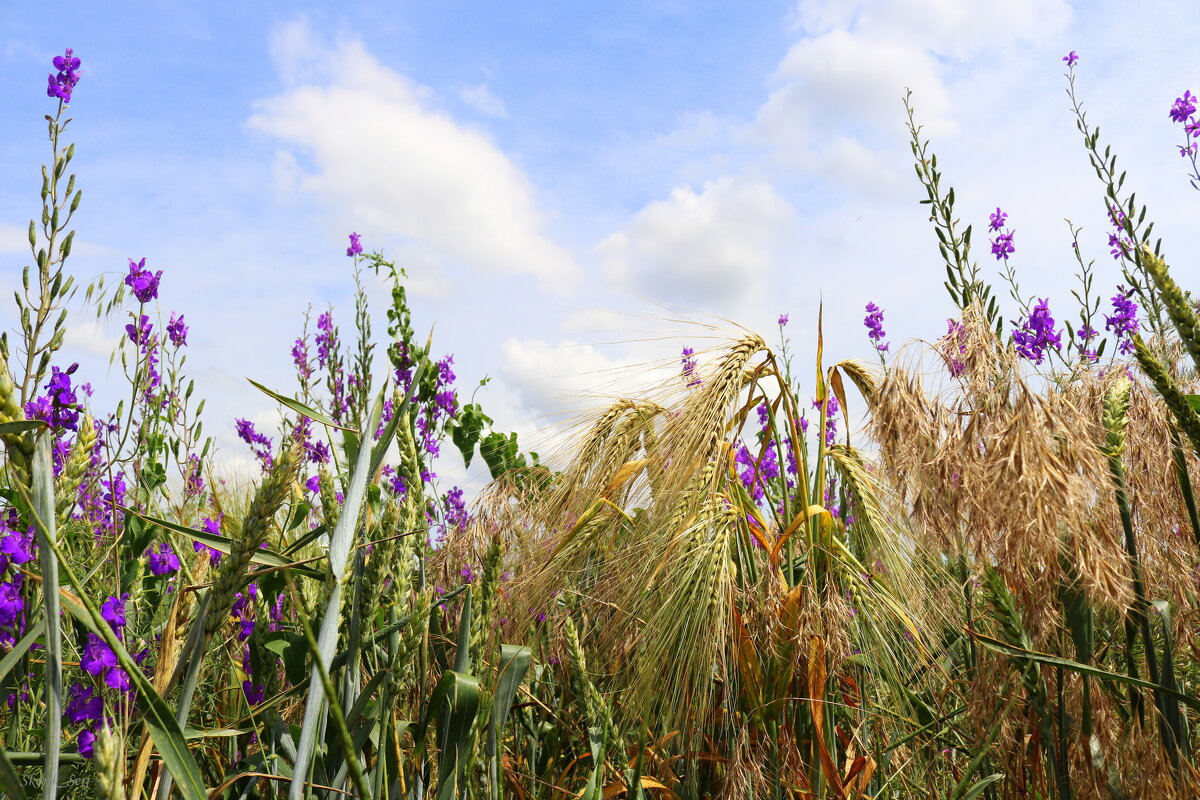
<box><xmin>2</xmin><ymin>1</ymin><xmax>1199</xmax><ymax>489</ymax></box>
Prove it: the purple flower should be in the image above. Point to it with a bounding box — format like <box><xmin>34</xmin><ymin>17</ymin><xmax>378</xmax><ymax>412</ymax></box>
<box><xmin>124</xmin><ymin>258</ymin><xmax>163</xmax><ymax>304</ymax></box>
<box><xmin>0</xmin><ymin>581</ymin><xmax>23</xmax><ymax>627</ymax></box>
<box><xmin>103</xmin><ymin>665</ymin><xmax>131</xmax><ymax>692</ymax></box>
<box><xmin>346</xmin><ymin>232</ymin><xmax>363</xmax><ymax>257</ymax></box>
<box><xmin>680</xmin><ymin>346</ymin><xmax>700</xmax><ymax>387</ymax></box>
<box><xmin>292</xmin><ymin>336</ymin><xmax>313</xmax><ymax>381</ymax></box>
<box><xmin>445</xmin><ymin>487</ymin><xmax>469</xmax><ymax>533</ymax></box>
<box><xmin>25</xmin><ymin>363</ymin><xmax>81</xmax><ymax>431</ymax></box>
<box><xmin>1063</xmin><ymin>51</ymin><xmax>1078</xmax><ymax>67</ymax></box>
<box><xmin>987</xmin><ymin>207</ymin><xmax>1008</xmax><ymax>233</ymax></box>
<box><xmin>147</xmin><ymin>542</ymin><xmax>180</xmax><ymax>576</ymax></box>
<box><xmin>1012</xmin><ymin>298</ymin><xmax>1062</xmax><ymax>365</ymax></box>
<box><xmin>66</xmin><ymin>683</ymin><xmax>103</xmax><ymax>725</ymax></box>
<box><xmin>305</xmin><ymin>475</ymin><xmax>321</xmax><ymax>494</ymax></box>
<box><xmin>126</xmin><ymin>315</ymin><xmax>154</xmax><ymax>348</ymax></box>
<box><xmin>460</xmin><ymin>564</ymin><xmax>477</xmax><ymax>583</ymax></box>
<box><xmin>863</xmin><ymin>302</ymin><xmax>889</xmax><ymax>352</ymax></box>
<box><xmin>1170</xmin><ymin>91</ymin><xmax>1196</xmax><ymax>124</ymax></box>
<box><xmin>77</xmin><ymin>728</ymin><xmax>96</xmax><ymax>759</ymax></box>
<box><xmin>80</xmin><ymin>634</ymin><xmax>118</xmax><ymax>677</ymax></box>
<box><xmin>47</xmin><ymin>48</ymin><xmax>81</xmax><ymax>102</ymax></box>
<box><xmin>195</xmin><ymin>516</ymin><xmax>223</xmax><ymax>566</ymax></box>
<box><xmin>315</xmin><ymin>312</ymin><xmax>335</xmax><ymax>368</ymax></box>
<box><xmin>185</xmin><ymin>454</ymin><xmax>204</xmax><ymax>497</ymax></box>
<box><xmin>1</xmin><ymin>524</ymin><xmax>36</xmax><ymax>567</ymax></box>
<box><xmin>1186</xmin><ymin>119</ymin><xmax>1200</xmax><ymax>139</ymax></box>
<box><xmin>235</xmin><ymin>419</ymin><xmax>274</xmax><ymax>469</ymax></box>
<box><xmin>100</xmin><ymin>594</ymin><xmax>127</xmax><ymax>632</ymax></box>
<box><xmin>243</xmin><ymin>681</ymin><xmax>266</xmax><ymax>705</ymax></box>
<box><xmin>778</xmin><ymin>313</ymin><xmax>789</xmax><ymax>326</ymax></box>
<box><xmin>990</xmin><ymin>231</ymin><xmax>1015</xmax><ymax>261</ymax></box>
<box><xmin>1105</xmin><ymin>286</ymin><xmax>1140</xmax><ymax>355</ymax></box>
<box><xmin>1181</xmin><ymin>143</ymin><xmax>1198</xmax><ymax>158</ymax></box>
<box><xmin>167</xmin><ymin>313</ymin><xmax>188</xmax><ymax>348</ymax></box>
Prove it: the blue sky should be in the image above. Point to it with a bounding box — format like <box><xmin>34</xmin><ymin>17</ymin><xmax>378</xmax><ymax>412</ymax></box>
<box><xmin>3</xmin><ymin>1</ymin><xmax>1199</xmax><ymax>484</ymax></box>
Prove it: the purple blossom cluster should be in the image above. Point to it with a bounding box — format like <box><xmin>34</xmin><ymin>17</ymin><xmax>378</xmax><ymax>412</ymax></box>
<box><xmin>346</xmin><ymin>232</ymin><xmax>363</xmax><ymax>257</ymax></box>
<box><xmin>1076</xmin><ymin>324</ymin><xmax>1099</xmax><ymax>363</ymax></box>
<box><xmin>415</xmin><ymin>354</ymin><xmax>458</xmax><ymax>457</ymax></box>
<box><xmin>0</xmin><ymin>511</ymin><xmax>36</xmax><ymax>648</ymax></box>
<box><xmin>47</xmin><ymin>48</ymin><xmax>81</xmax><ymax>102</ymax></box>
<box><xmin>680</xmin><ymin>346</ymin><xmax>700</xmax><ymax>387</ymax></box>
<box><xmin>1012</xmin><ymin>298</ymin><xmax>1062</xmax><ymax>365</ymax></box>
<box><xmin>194</xmin><ymin>516</ymin><xmax>224</xmax><ymax>566</ymax></box>
<box><xmin>235</xmin><ymin>419</ymin><xmax>274</xmax><ymax>469</ymax></box>
<box><xmin>146</xmin><ymin>542</ymin><xmax>180</xmax><ymax>576</ymax></box>
<box><xmin>1063</xmin><ymin>51</ymin><xmax>1079</xmax><ymax>67</ymax></box>
<box><xmin>863</xmin><ymin>302</ymin><xmax>889</xmax><ymax>353</ymax></box>
<box><xmin>125</xmin><ymin>258</ymin><xmax>162</xmax><ymax>304</ymax></box>
<box><xmin>814</xmin><ymin>395</ymin><xmax>839</xmax><ymax>448</ymax></box>
<box><xmin>1105</xmin><ymin>286</ymin><xmax>1140</xmax><ymax>355</ymax></box>
<box><xmin>71</xmin><ymin>593</ymin><xmax>138</xmax><ymax>756</ymax></box>
<box><xmin>1107</xmin><ymin>204</ymin><xmax>1132</xmax><ymax>260</ymax></box>
<box><xmin>24</xmin><ymin>362</ymin><xmax>81</xmax><ymax>432</ymax></box>
<box><xmin>988</xmin><ymin>207</ymin><xmax>1015</xmax><ymax>261</ymax></box>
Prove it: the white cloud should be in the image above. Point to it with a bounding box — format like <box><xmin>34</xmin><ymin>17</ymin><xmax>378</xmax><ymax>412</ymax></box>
<box><xmin>760</xmin><ymin>1</ymin><xmax>1072</xmax><ymax>175</ymax></box>
<box><xmin>458</xmin><ymin>84</ymin><xmax>508</xmax><ymax>118</ymax></box>
<box><xmin>598</xmin><ymin>176</ymin><xmax>794</xmax><ymax>309</ymax></box>
<box><xmin>248</xmin><ymin>19</ymin><xmax>580</xmax><ymax>295</ymax></box>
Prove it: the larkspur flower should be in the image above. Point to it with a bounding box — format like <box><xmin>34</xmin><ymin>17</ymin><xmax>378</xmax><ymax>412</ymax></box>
<box><xmin>80</xmin><ymin>634</ymin><xmax>118</xmax><ymax>676</ymax></box>
<box><xmin>863</xmin><ymin>302</ymin><xmax>889</xmax><ymax>352</ymax></box>
<box><xmin>990</xmin><ymin>231</ymin><xmax>1015</xmax><ymax>261</ymax></box>
<box><xmin>124</xmin><ymin>258</ymin><xmax>162</xmax><ymax>303</ymax></box>
<box><xmin>1105</xmin><ymin>285</ymin><xmax>1140</xmax><ymax>355</ymax></box>
<box><xmin>47</xmin><ymin>48</ymin><xmax>81</xmax><ymax>102</ymax></box>
<box><xmin>988</xmin><ymin>207</ymin><xmax>1008</xmax><ymax>232</ymax></box>
<box><xmin>445</xmin><ymin>487</ymin><xmax>469</xmax><ymax>533</ymax></box>
<box><xmin>147</xmin><ymin>542</ymin><xmax>180</xmax><ymax>576</ymax></box>
<box><xmin>25</xmin><ymin>363</ymin><xmax>81</xmax><ymax>431</ymax></box>
<box><xmin>0</xmin><ymin>523</ymin><xmax>36</xmax><ymax>567</ymax></box>
<box><xmin>1170</xmin><ymin>90</ymin><xmax>1197</xmax><ymax>123</ymax></box>
<box><xmin>77</xmin><ymin>728</ymin><xmax>96</xmax><ymax>759</ymax></box>
<box><xmin>346</xmin><ymin>232</ymin><xmax>363</xmax><ymax>257</ymax></box>
<box><xmin>243</xmin><ymin>681</ymin><xmax>266</xmax><ymax>705</ymax></box>
<box><xmin>125</xmin><ymin>315</ymin><xmax>153</xmax><ymax>348</ymax></box>
<box><xmin>1012</xmin><ymin>298</ymin><xmax>1062</xmax><ymax>365</ymax></box>
<box><xmin>193</xmin><ymin>516</ymin><xmax>223</xmax><ymax>565</ymax></box>
<box><xmin>0</xmin><ymin>581</ymin><xmax>23</xmax><ymax>627</ymax></box>
<box><xmin>66</xmin><ymin>683</ymin><xmax>103</xmax><ymax>725</ymax></box>
<box><xmin>1063</xmin><ymin>51</ymin><xmax>1078</xmax><ymax>67</ymax></box>
<box><xmin>100</xmin><ymin>594</ymin><xmax>127</xmax><ymax>632</ymax></box>
<box><xmin>680</xmin><ymin>346</ymin><xmax>700</xmax><ymax>387</ymax></box>
<box><xmin>291</xmin><ymin>336</ymin><xmax>313</xmax><ymax>380</ymax></box>
<box><xmin>167</xmin><ymin>313</ymin><xmax>188</xmax><ymax>347</ymax></box>
<box><xmin>235</xmin><ymin>419</ymin><xmax>273</xmax><ymax>468</ymax></box>
<box><xmin>305</xmin><ymin>475</ymin><xmax>321</xmax><ymax>494</ymax></box>
<box><xmin>1187</xmin><ymin>119</ymin><xmax>1200</xmax><ymax>139</ymax></box>
<box><xmin>778</xmin><ymin>313</ymin><xmax>789</xmax><ymax>326</ymax></box>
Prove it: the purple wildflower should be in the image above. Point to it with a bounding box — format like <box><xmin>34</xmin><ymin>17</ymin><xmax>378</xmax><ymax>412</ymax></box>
<box><xmin>445</xmin><ymin>487</ymin><xmax>469</xmax><ymax>533</ymax></box>
<box><xmin>47</xmin><ymin>48</ymin><xmax>81</xmax><ymax>102</ymax></box>
<box><xmin>315</xmin><ymin>312</ymin><xmax>335</xmax><ymax>369</ymax></box>
<box><xmin>681</xmin><ymin>346</ymin><xmax>700</xmax><ymax>387</ymax></box>
<box><xmin>1170</xmin><ymin>91</ymin><xmax>1196</xmax><ymax>123</ymax></box>
<box><xmin>147</xmin><ymin>542</ymin><xmax>180</xmax><ymax>576</ymax></box>
<box><xmin>235</xmin><ymin>419</ymin><xmax>274</xmax><ymax>469</ymax></box>
<box><xmin>125</xmin><ymin>315</ymin><xmax>154</xmax><ymax>349</ymax></box>
<box><xmin>25</xmin><ymin>363</ymin><xmax>81</xmax><ymax>431</ymax></box>
<box><xmin>77</xmin><ymin>728</ymin><xmax>96</xmax><ymax>759</ymax></box>
<box><xmin>1063</xmin><ymin>51</ymin><xmax>1078</xmax><ymax>67</ymax></box>
<box><xmin>194</xmin><ymin>516</ymin><xmax>223</xmax><ymax>566</ymax></box>
<box><xmin>778</xmin><ymin>313</ymin><xmax>789</xmax><ymax>326</ymax></box>
<box><xmin>863</xmin><ymin>302</ymin><xmax>889</xmax><ymax>352</ymax></box>
<box><xmin>1012</xmin><ymin>298</ymin><xmax>1062</xmax><ymax>365</ymax></box>
<box><xmin>0</xmin><ymin>582</ymin><xmax>23</xmax><ymax>627</ymax></box>
<box><xmin>80</xmin><ymin>634</ymin><xmax>118</xmax><ymax>677</ymax></box>
<box><xmin>124</xmin><ymin>258</ymin><xmax>162</xmax><ymax>304</ymax></box>
<box><xmin>167</xmin><ymin>313</ymin><xmax>188</xmax><ymax>348</ymax></box>
<box><xmin>66</xmin><ymin>683</ymin><xmax>103</xmax><ymax>725</ymax></box>
<box><xmin>346</xmin><ymin>232</ymin><xmax>363</xmax><ymax>257</ymax></box>
<box><xmin>990</xmin><ymin>231</ymin><xmax>1015</xmax><ymax>261</ymax></box>
<box><xmin>1104</xmin><ymin>286</ymin><xmax>1139</xmax><ymax>355</ymax></box>
<box><xmin>243</xmin><ymin>681</ymin><xmax>266</xmax><ymax>705</ymax></box>
<box><xmin>305</xmin><ymin>475</ymin><xmax>321</xmax><ymax>494</ymax></box>
<box><xmin>99</xmin><ymin>594</ymin><xmax>127</xmax><ymax>632</ymax></box>
<box><xmin>292</xmin><ymin>336</ymin><xmax>313</xmax><ymax>381</ymax></box>
<box><xmin>987</xmin><ymin>207</ymin><xmax>1008</xmax><ymax>232</ymax></box>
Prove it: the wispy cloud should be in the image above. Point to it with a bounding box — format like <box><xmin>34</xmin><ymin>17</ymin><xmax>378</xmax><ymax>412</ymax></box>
<box><xmin>248</xmin><ymin>19</ymin><xmax>581</xmax><ymax>296</ymax></box>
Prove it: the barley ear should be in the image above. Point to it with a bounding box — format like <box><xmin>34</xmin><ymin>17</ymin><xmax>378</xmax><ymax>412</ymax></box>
<box><xmin>1132</xmin><ymin>334</ymin><xmax>1200</xmax><ymax>458</ymax></box>
<box><xmin>1139</xmin><ymin>244</ymin><xmax>1200</xmax><ymax>373</ymax></box>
